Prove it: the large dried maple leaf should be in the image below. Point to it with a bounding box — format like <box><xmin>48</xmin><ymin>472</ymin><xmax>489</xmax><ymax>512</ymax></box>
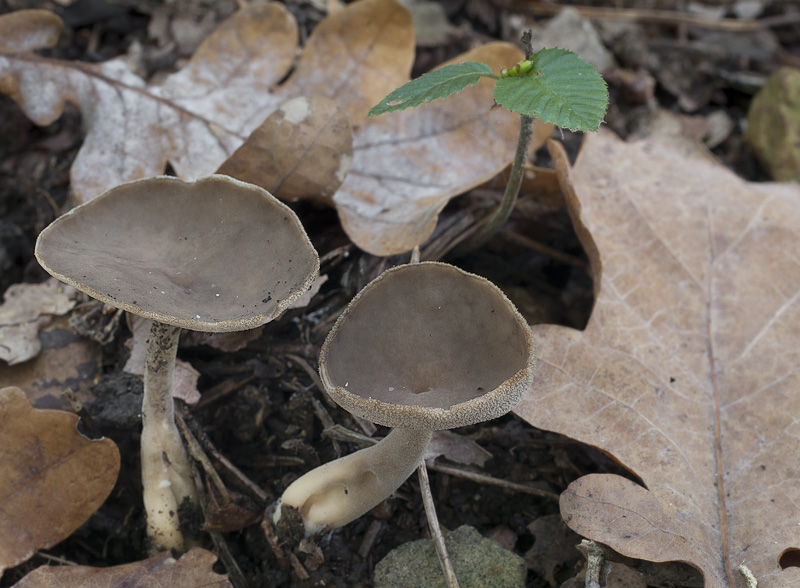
<box><xmin>514</xmin><ymin>130</ymin><xmax>800</xmax><ymax>587</ymax></box>
<box><xmin>0</xmin><ymin>0</ymin><xmax>412</xmax><ymax>204</ymax></box>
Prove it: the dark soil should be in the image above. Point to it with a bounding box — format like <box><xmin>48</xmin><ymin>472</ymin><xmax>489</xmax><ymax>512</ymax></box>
<box><xmin>0</xmin><ymin>0</ymin><xmax>793</xmax><ymax>586</ymax></box>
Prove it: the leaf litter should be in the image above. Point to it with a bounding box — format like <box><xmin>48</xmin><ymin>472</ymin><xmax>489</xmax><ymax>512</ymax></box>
<box><xmin>0</xmin><ymin>2</ymin><xmax>545</xmax><ymax>257</ymax></box>
<box><xmin>0</xmin><ymin>0</ymin><xmax>411</xmax><ymax>206</ymax></box>
<box><xmin>3</xmin><ymin>0</ymin><xmax>796</xmax><ymax>584</ymax></box>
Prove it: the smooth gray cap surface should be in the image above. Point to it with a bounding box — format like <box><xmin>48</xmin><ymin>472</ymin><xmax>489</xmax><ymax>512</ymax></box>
<box><xmin>320</xmin><ymin>262</ymin><xmax>536</xmax><ymax>430</ymax></box>
<box><xmin>35</xmin><ymin>175</ymin><xmax>319</xmax><ymax>333</ymax></box>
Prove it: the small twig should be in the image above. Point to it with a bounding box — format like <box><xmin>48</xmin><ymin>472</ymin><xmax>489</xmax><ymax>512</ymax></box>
<box><xmin>192</xmin><ymin>374</ymin><xmax>257</xmax><ymax>411</ymax></box>
<box><xmin>175</xmin><ymin>411</ymin><xmax>230</xmax><ymax>506</ymax></box>
<box><xmin>427</xmin><ymin>461</ymin><xmax>560</xmax><ymax>501</ymax></box>
<box><xmin>502</xmin><ymin>229</ymin><xmax>588</xmax><ymax>268</ymax></box>
<box><xmin>738</xmin><ymin>564</ymin><xmax>758</xmax><ymax>588</ymax></box>
<box><xmin>285</xmin><ymin>352</ymin><xmax>339</xmax><ymax>411</ymax></box>
<box><xmin>35</xmin><ymin>551</ymin><xmax>79</xmax><ymax>566</ymax></box>
<box><xmin>418</xmin><ymin>463</ymin><xmax>459</xmax><ymax>588</ymax></box>
<box><xmin>261</xmin><ymin>513</ymin><xmax>289</xmax><ymax>570</ymax></box>
<box><xmin>182</xmin><ymin>430</ymin><xmax>249</xmax><ymax>588</ymax></box>
<box><xmin>209</xmin><ymin>529</ymin><xmax>250</xmax><ymax>588</ymax></box>
<box><xmin>289</xmin><ymin>552</ymin><xmax>311</xmax><ymax>580</ymax></box>
<box><xmin>358</xmin><ymin>520</ymin><xmax>385</xmax><ymax>558</ymax></box>
<box><xmin>353</xmin><ymin>415</ymin><xmax>378</xmax><ymax>436</ymax></box>
<box><xmin>181</xmin><ymin>409</ymin><xmax>270</xmax><ymax>506</ymax></box>
<box><xmin>309</xmin><ymin>395</ymin><xmax>342</xmax><ymax>456</ymax></box>
<box><xmin>323</xmin><ymin>424</ymin><xmax>377</xmax><ymax>447</ymax></box>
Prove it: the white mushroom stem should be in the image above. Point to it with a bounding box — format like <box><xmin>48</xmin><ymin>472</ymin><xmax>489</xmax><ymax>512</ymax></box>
<box><xmin>274</xmin><ymin>427</ymin><xmax>433</xmax><ymax>535</ymax></box>
<box><xmin>141</xmin><ymin>321</ymin><xmax>198</xmax><ymax>552</ymax></box>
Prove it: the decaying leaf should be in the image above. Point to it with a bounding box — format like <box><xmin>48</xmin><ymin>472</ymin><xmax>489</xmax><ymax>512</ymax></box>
<box><xmin>514</xmin><ymin>130</ymin><xmax>800</xmax><ymax>587</ymax></box>
<box><xmin>217</xmin><ymin>96</ymin><xmax>353</xmax><ymax>202</ymax></box>
<box><xmin>425</xmin><ymin>430</ymin><xmax>493</xmax><ymax>467</ymax></box>
<box><xmin>0</xmin><ymin>0</ymin><xmax>411</xmax><ymax>204</ymax></box>
<box><xmin>0</xmin><ymin>279</ymin><xmax>77</xmax><ymax>365</ymax></box>
<box><xmin>0</xmin><ymin>10</ymin><xmax>61</xmax><ymax>54</ymax></box>
<box><xmin>12</xmin><ymin>547</ymin><xmax>232</xmax><ymax>587</ymax></box>
<box><xmin>0</xmin><ymin>316</ymin><xmax>99</xmax><ymax>410</ymax></box>
<box><xmin>336</xmin><ymin>43</ymin><xmax>554</xmax><ymax>255</ymax></box>
<box><xmin>0</xmin><ymin>387</ymin><xmax>119</xmax><ymax>575</ymax></box>
<box><xmin>277</xmin><ymin>0</ymin><xmax>413</xmax><ymax>123</ymax></box>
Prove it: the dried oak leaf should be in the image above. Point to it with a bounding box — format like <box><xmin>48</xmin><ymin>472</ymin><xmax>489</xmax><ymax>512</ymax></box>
<box><xmin>0</xmin><ymin>0</ymin><xmax>411</xmax><ymax>204</ymax></box>
<box><xmin>335</xmin><ymin>43</ymin><xmax>554</xmax><ymax>255</ymax></box>
<box><xmin>0</xmin><ymin>387</ymin><xmax>119</xmax><ymax>576</ymax></box>
<box><xmin>217</xmin><ymin>96</ymin><xmax>353</xmax><ymax>202</ymax></box>
<box><xmin>0</xmin><ymin>10</ymin><xmax>61</xmax><ymax>54</ymax></box>
<box><xmin>514</xmin><ymin>130</ymin><xmax>800</xmax><ymax>587</ymax></box>
<box><xmin>12</xmin><ymin>548</ymin><xmax>231</xmax><ymax>587</ymax></box>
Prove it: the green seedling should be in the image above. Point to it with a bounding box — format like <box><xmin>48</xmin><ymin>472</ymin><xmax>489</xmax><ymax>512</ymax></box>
<box><xmin>369</xmin><ymin>33</ymin><xmax>609</xmax><ymax>255</ymax></box>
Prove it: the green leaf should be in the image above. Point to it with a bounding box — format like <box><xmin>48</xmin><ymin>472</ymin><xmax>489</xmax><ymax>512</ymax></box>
<box><xmin>368</xmin><ymin>62</ymin><xmax>494</xmax><ymax>117</ymax></box>
<box><xmin>493</xmin><ymin>48</ymin><xmax>608</xmax><ymax>132</ymax></box>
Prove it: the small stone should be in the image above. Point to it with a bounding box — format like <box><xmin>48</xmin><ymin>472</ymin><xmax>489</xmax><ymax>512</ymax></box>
<box><xmin>374</xmin><ymin>525</ymin><xmax>527</xmax><ymax>588</ymax></box>
<box><xmin>746</xmin><ymin>67</ymin><xmax>800</xmax><ymax>182</ymax></box>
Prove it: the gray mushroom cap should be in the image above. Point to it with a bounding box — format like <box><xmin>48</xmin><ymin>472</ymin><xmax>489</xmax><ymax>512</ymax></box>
<box><xmin>35</xmin><ymin>175</ymin><xmax>319</xmax><ymax>333</ymax></box>
<box><xmin>320</xmin><ymin>262</ymin><xmax>536</xmax><ymax>430</ymax></box>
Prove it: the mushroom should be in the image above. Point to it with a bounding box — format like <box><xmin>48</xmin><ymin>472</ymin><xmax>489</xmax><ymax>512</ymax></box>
<box><xmin>35</xmin><ymin>175</ymin><xmax>320</xmax><ymax>551</ymax></box>
<box><xmin>273</xmin><ymin>261</ymin><xmax>536</xmax><ymax>536</ymax></box>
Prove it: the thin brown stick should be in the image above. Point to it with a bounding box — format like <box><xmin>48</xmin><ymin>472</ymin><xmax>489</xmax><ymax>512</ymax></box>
<box><xmin>175</xmin><ymin>411</ymin><xmax>230</xmax><ymax>506</ymax></box>
<box><xmin>427</xmin><ymin>461</ymin><xmax>560</xmax><ymax>501</ymax></box>
<box><xmin>191</xmin><ymin>373</ymin><xmax>257</xmax><ymax>411</ymax></box>
<box><xmin>502</xmin><ymin>229</ymin><xmax>588</xmax><ymax>268</ymax></box>
<box><xmin>285</xmin><ymin>352</ymin><xmax>339</xmax><ymax>411</ymax></box>
<box><xmin>418</xmin><ymin>463</ymin><xmax>459</xmax><ymax>588</ymax></box>
<box><xmin>181</xmin><ymin>409</ymin><xmax>270</xmax><ymax>506</ymax></box>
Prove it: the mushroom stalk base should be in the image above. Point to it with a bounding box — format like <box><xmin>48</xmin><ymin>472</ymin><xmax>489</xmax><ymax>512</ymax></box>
<box><xmin>142</xmin><ymin>321</ymin><xmax>198</xmax><ymax>552</ymax></box>
<box><xmin>275</xmin><ymin>427</ymin><xmax>433</xmax><ymax>535</ymax></box>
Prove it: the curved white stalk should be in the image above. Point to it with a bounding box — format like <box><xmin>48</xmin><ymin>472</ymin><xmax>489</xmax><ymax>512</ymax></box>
<box><xmin>141</xmin><ymin>321</ymin><xmax>198</xmax><ymax>552</ymax></box>
<box><xmin>274</xmin><ymin>427</ymin><xmax>433</xmax><ymax>535</ymax></box>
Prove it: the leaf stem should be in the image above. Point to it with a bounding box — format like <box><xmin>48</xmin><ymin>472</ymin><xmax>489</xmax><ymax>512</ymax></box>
<box><xmin>450</xmin><ymin>113</ymin><xmax>534</xmax><ymax>257</ymax></box>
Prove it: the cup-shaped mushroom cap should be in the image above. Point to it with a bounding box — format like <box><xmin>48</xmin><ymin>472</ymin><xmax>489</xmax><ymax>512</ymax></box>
<box><xmin>35</xmin><ymin>175</ymin><xmax>319</xmax><ymax>333</ymax></box>
<box><xmin>319</xmin><ymin>262</ymin><xmax>536</xmax><ymax>430</ymax></box>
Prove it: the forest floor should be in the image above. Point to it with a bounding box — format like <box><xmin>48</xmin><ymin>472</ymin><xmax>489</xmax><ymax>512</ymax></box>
<box><xmin>0</xmin><ymin>0</ymin><xmax>797</xmax><ymax>586</ymax></box>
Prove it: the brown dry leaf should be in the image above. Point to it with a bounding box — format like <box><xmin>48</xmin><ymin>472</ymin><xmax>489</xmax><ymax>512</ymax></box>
<box><xmin>514</xmin><ymin>130</ymin><xmax>800</xmax><ymax>587</ymax></box>
<box><xmin>0</xmin><ymin>10</ymin><xmax>61</xmax><ymax>54</ymax></box>
<box><xmin>425</xmin><ymin>430</ymin><xmax>493</xmax><ymax>467</ymax></box>
<box><xmin>217</xmin><ymin>96</ymin><xmax>353</xmax><ymax>202</ymax></box>
<box><xmin>0</xmin><ymin>316</ymin><xmax>99</xmax><ymax>410</ymax></box>
<box><xmin>12</xmin><ymin>547</ymin><xmax>231</xmax><ymax>587</ymax></box>
<box><xmin>334</xmin><ymin>43</ymin><xmax>554</xmax><ymax>255</ymax></box>
<box><xmin>0</xmin><ymin>0</ymin><xmax>412</xmax><ymax>204</ymax></box>
<box><xmin>277</xmin><ymin>0</ymin><xmax>413</xmax><ymax>123</ymax></box>
<box><xmin>0</xmin><ymin>387</ymin><xmax>119</xmax><ymax>575</ymax></box>
<box><xmin>0</xmin><ymin>279</ymin><xmax>77</xmax><ymax>365</ymax></box>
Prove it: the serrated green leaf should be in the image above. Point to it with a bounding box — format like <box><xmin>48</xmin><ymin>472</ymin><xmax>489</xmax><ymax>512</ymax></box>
<box><xmin>493</xmin><ymin>48</ymin><xmax>608</xmax><ymax>132</ymax></box>
<box><xmin>368</xmin><ymin>62</ymin><xmax>494</xmax><ymax>117</ymax></box>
